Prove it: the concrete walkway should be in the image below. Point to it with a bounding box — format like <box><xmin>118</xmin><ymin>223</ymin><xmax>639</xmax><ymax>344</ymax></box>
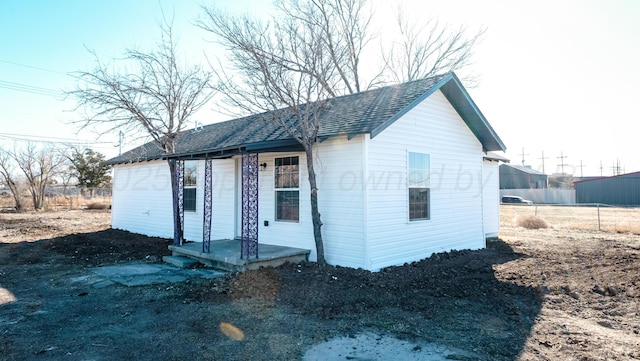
<box><xmin>303</xmin><ymin>332</ymin><xmax>477</xmax><ymax>361</ymax></box>
<box><xmin>70</xmin><ymin>263</ymin><xmax>226</xmax><ymax>288</ymax></box>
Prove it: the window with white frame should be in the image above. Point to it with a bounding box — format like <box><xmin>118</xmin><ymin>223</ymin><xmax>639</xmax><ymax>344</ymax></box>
<box><xmin>274</xmin><ymin>156</ymin><xmax>299</xmax><ymax>222</ymax></box>
<box><xmin>408</xmin><ymin>152</ymin><xmax>430</xmax><ymax>220</ymax></box>
<box><xmin>184</xmin><ymin>161</ymin><xmax>197</xmax><ymax>211</ymax></box>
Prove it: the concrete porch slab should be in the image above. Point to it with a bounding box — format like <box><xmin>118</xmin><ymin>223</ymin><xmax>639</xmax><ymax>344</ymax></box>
<box><xmin>169</xmin><ymin>240</ymin><xmax>311</xmax><ymax>272</ymax></box>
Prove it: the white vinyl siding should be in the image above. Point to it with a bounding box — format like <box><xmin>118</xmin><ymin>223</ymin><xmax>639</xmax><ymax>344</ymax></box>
<box><xmin>255</xmin><ymin>136</ymin><xmax>367</xmax><ymax>268</ymax></box>
<box><xmin>111</xmin><ymin>161</ymin><xmax>174</xmax><ymax>238</ymax></box>
<box><xmin>482</xmin><ymin>159</ymin><xmax>500</xmax><ymax>238</ymax></box>
<box><xmin>315</xmin><ymin>136</ymin><xmax>366</xmax><ymax>268</ymax></box>
<box><xmin>366</xmin><ymin>90</ymin><xmax>485</xmax><ymax>271</ymax></box>
<box><xmin>111</xmin><ymin>159</ymin><xmax>236</xmax><ymax>242</ymax></box>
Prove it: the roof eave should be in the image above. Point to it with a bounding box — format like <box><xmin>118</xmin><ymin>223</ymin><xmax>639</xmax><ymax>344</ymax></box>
<box><xmin>440</xmin><ymin>73</ymin><xmax>506</xmax><ymax>152</ymax></box>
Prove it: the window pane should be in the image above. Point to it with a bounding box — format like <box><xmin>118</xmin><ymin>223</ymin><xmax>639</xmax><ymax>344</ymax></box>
<box><xmin>408</xmin><ymin>152</ymin><xmax>430</xmax><ymax>188</ymax></box>
<box><xmin>276</xmin><ymin>190</ymin><xmax>299</xmax><ymax>221</ymax></box>
<box><xmin>184</xmin><ymin>162</ymin><xmax>197</xmax><ymax>187</ymax></box>
<box><xmin>184</xmin><ymin>188</ymin><xmax>197</xmax><ymax>211</ymax></box>
<box><xmin>409</xmin><ymin>188</ymin><xmax>429</xmax><ymax>220</ymax></box>
<box><xmin>275</xmin><ymin>156</ymin><xmax>299</xmax><ymax>188</ymax></box>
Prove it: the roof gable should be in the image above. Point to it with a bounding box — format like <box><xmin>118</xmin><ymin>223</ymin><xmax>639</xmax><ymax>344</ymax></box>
<box><xmin>107</xmin><ymin>72</ymin><xmax>505</xmax><ymax>165</ymax></box>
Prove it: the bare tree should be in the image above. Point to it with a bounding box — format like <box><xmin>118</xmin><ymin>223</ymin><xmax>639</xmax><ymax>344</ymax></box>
<box><xmin>199</xmin><ymin>6</ymin><xmax>339</xmax><ymax>263</ymax></box>
<box><xmin>0</xmin><ymin>147</ymin><xmax>26</xmax><ymax>212</ymax></box>
<box><xmin>382</xmin><ymin>7</ymin><xmax>485</xmax><ymax>84</ymax></box>
<box><xmin>198</xmin><ymin>0</ymin><xmax>484</xmax><ymax>264</ymax></box>
<box><xmin>68</xmin><ymin>19</ymin><xmax>213</xmax><ymax>243</ymax></box>
<box><xmin>7</xmin><ymin>143</ymin><xmax>66</xmax><ymax>211</ymax></box>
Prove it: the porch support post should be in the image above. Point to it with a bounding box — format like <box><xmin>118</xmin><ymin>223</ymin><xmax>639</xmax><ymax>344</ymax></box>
<box><xmin>170</xmin><ymin>159</ymin><xmax>185</xmax><ymax>246</ymax></box>
<box><xmin>202</xmin><ymin>157</ymin><xmax>213</xmax><ymax>253</ymax></box>
<box><xmin>241</xmin><ymin>153</ymin><xmax>259</xmax><ymax>259</ymax></box>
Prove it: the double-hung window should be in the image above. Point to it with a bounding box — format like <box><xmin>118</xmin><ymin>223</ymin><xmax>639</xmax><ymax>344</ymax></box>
<box><xmin>408</xmin><ymin>152</ymin><xmax>430</xmax><ymax>220</ymax></box>
<box><xmin>183</xmin><ymin>161</ymin><xmax>197</xmax><ymax>212</ymax></box>
<box><xmin>274</xmin><ymin>156</ymin><xmax>299</xmax><ymax>222</ymax></box>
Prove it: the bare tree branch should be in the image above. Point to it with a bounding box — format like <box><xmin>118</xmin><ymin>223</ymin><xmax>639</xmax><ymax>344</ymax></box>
<box><xmin>382</xmin><ymin>6</ymin><xmax>485</xmax><ymax>84</ymax></box>
<box><xmin>197</xmin><ymin>0</ymin><xmax>486</xmax><ymax>264</ymax></box>
<box><xmin>68</xmin><ymin>19</ymin><xmax>213</xmax><ymax>154</ymax></box>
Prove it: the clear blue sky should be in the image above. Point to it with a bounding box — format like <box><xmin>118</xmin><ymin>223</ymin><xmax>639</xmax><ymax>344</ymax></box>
<box><xmin>1</xmin><ymin>0</ymin><xmax>639</xmax><ymax>176</ymax></box>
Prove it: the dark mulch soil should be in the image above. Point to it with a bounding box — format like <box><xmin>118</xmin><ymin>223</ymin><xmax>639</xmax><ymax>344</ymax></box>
<box><xmin>1</xmin><ymin>212</ymin><xmax>638</xmax><ymax>360</ymax></box>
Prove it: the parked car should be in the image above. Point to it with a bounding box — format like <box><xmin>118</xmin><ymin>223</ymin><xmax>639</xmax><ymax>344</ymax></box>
<box><xmin>501</xmin><ymin>195</ymin><xmax>533</xmax><ymax>205</ymax></box>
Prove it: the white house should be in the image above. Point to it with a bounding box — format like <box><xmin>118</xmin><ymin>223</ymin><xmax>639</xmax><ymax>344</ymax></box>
<box><xmin>106</xmin><ymin>73</ymin><xmax>506</xmax><ymax>271</ymax></box>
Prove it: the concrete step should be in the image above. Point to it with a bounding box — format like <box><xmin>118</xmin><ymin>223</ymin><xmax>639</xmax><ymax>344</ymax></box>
<box><xmin>162</xmin><ymin>255</ymin><xmax>198</xmax><ymax>268</ymax></box>
<box><xmin>168</xmin><ymin>240</ymin><xmax>311</xmax><ymax>273</ymax></box>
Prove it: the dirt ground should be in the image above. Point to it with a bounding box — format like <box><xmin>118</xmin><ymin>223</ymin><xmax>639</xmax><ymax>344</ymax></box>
<box><xmin>1</xmin><ymin>208</ymin><xmax>639</xmax><ymax>360</ymax></box>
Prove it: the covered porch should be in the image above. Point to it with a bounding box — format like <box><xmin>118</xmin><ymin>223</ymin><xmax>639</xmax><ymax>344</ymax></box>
<box><xmin>167</xmin><ymin>140</ymin><xmax>310</xmax><ymax>272</ymax></box>
<box><xmin>166</xmin><ymin>240</ymin><xmax>310</xmax><ymax>272</ymax></box>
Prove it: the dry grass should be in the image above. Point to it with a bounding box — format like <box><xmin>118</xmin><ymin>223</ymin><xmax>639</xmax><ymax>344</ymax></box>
<box><xmin>515</xmin><ymin>214</ymin><xmax>549</xmax><ymax>229</ymax></box>
<box><xmin>501</xmin><ymin>204</ymin><xmax>640</xmax><ymax>234</ymax></box>
<box><xmin>0</xmin><ymin>196</ymin><xmax>112</xmax><ymax>211</ymax></box>
<box><xmin>85</xmin><ymin>202</ymin><xmax>110</xmax><ymax>210</ymax></box>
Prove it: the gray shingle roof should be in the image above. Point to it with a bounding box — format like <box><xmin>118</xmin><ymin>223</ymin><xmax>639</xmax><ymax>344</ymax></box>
<box><xmin>106</xmin><ymin>72</ymin><xmax>505</xmax><ymax>165</ymax></box>
<box><xmin>502</xmin><ymin>164</ymin><xmax>547</xmax><ymax>175</ymax></box>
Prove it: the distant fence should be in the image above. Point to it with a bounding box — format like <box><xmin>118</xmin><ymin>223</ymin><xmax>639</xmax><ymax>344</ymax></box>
<box><xmin>500</xmin><ymin>189</ymin><xmax>575</xmax><ymax>204</ymax></box>
<box><xmin>502</xmin><ymin>203</ymin><xmax>640</xmax><ymax>234</ymax></box>
<box><xmin>0</xmin><ymin>187</ymin><xmax>112</xmax><ymax>211</ymax></box>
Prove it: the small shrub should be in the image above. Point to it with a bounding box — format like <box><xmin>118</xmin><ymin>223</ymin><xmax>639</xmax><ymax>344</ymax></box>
<box><xmin>515</xmin><ymin>215</ymin><xmax>549</xmax><ymax>229</ymax></box>
<box><xmin>86</xmin><ymin>202</ymin><xmax>110</xmax><ymax>210</ymax></box>
<box><xmin>612</xmin><ymin>222</ymin><xmax>640</xmax><ymax>235</ymax></box>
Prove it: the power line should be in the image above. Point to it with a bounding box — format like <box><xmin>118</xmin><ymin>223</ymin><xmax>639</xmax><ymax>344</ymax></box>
<box><xmin>0</xmin><ymin>79</ymin><xmax>62</xmax><ymax>98</ymax></box>
<box><xmin>0</xmin><ymin>58</ymin><xmax>72</xmax><ymax>77</ymax></box>
<box><xmin>0</xmin><ymin>132</ymin><xmax>113</xmax><ymax>146</ymax></box>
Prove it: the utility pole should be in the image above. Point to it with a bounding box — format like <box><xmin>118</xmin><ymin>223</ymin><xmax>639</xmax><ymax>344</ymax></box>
<box><xmin>599</xmin><ymin>161</ymin><xmax>603</xmax><ymax>176</ymax></box>
<box><xmin>115</xmin><ymin>130</ymin><xmax>124</xmax><ymax>156</ymax></box>
<box><xmin>617</xmin><ymin>159</ymin><xmax>622</xmax><ymax>175</ymax></box>
<box><xmin>557</xmin><ymin>151</ymin><xmax>568</xmax><ymax>175</ymax></box>
<box><xmin>610</xmin><ymin>159</ymin><xmax>621</xmax><ymax>176</ymax></box>
<box><xmin>578</xmin><ymin>160</ymin><xmax>586</xmax><ymax>178</ymax></box>
<box><xmin>518</xmin><ymin>147</ymin><xmax>529</xmax><ymax>166</ymax></box>
<box><xmin>538</xmin><ymin>151</ymin><xmax>549</xmax><ymax>173</ymax></box>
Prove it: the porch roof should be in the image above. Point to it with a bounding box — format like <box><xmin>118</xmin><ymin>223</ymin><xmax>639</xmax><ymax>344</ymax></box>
<box><xmin>106</xmin><ymin>72</ymin><xmax>505</xmax><ymax>165</ymax></box>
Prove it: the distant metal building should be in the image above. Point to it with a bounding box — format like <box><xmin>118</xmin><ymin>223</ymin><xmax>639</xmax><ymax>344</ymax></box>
<box><xmin>499</xmin><ymin>164</ymin><xmax>547</xmax><ymax>189</ymax></box>
<box><xmin>575</xmin><ymin>171</ymin><xmax>640</xmax><ymax>205</ymax></box>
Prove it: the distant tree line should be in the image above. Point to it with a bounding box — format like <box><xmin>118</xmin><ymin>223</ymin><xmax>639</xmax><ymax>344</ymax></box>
<box><xmin>0</xmin><ymin>144</ymin><xmax>111</xmax><ymax>212</ymax></box>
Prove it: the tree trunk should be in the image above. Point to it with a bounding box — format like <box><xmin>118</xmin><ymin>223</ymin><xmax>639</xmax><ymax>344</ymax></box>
<box><xmin>168</xmin><ymin>159</ymin><xmax>183</xmax><ymax>246</ymax></box>
<box><xmin>7</xmin><ymin>183</ymin><xmax>24</xmax><ymax>212</ymax></box>
<box><xmin>30</xmin><ymin>190</ymin><xmax>40</xmax><ymax>211</ymax></box>
<box><xmin>304</xmin><ymin>145</ymin><xmax>326</xmax><ymax>265</ymax></box>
